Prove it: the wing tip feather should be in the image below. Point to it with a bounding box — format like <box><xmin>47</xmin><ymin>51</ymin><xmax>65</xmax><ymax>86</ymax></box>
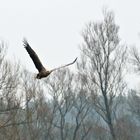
<box><xmin>23</xmin><ymin>38</ymin><xmax>29</xmax><ymax>48</ymax></box>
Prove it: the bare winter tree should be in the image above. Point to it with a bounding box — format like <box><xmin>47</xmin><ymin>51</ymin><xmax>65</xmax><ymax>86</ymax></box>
<box><xmin>71</xmin><ymin>72</ymin><xmax>94</xmax><ymax>140</ymax></box>
<box><xmin>45</xmin><ymin>69</ymin><xmax>75</xmax><ymax>140</ymax></box>
<box><xmin>130</xmin><ymin>47</ymin><xmax>140</xmax><ymax>73</ymax></box>
<box><xmin>45</xmin><ymin>68</ymin><xmax>94</xmax><ymax>140</ymax></box>
<box><xmin>0</xmin><ymin>41</ymin><xmax>22</xmax><ymax>140</ymax></box>
<box><xmin>129</xmin><ymin>45</ymin><xmax>140</xmax><ymax>119</ymax></box>
<box><xmin>77</xmin><ymin>10</ymin><xmax>127</xmax><ymax>140</ymax></box>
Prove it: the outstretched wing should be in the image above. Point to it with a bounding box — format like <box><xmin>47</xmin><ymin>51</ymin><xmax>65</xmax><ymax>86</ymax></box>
<box><xmin>23</xmin><ymin>39</ymin><xmax>46</xmax><ymax>72</ymax></box>
<box><xmin>50</xmin><ymin>57</ymin><xmax>77</xmax><ymax>72</ymax></box>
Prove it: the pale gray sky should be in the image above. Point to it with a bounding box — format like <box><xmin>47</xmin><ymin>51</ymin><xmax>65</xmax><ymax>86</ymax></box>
<box><xmin>1</xmin><ymin>0</ymin><xmax>140</xmax><ymax>88</ymax></box>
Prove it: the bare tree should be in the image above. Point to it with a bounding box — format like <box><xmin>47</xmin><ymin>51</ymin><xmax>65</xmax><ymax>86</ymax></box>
<box><xmin>0</xmin><ymin>41</ymin><xmax>22</xmax><ymax>140</ymax></box>
<box><xmin>130</xmin><ymin>47</ymin><xmax>140</xmax><ymax>73</ymax></box>
<box><xmin>77</xmin><ymin>10</ymin><xmax>127</xmax><ymax>140</ymax></box>
<box><xmin>45</xmin><ymin>69</ymin><xmax>75</xmax><ymax>140</ymax></box>
<box><xmin>70</xmin><ymin>72</ymin><xmax>93</xmax><ymax>140</ymax></box>
<box><xmin>44</xmin><ymin>68</ymin><xmax>94</xmax><ymax>140</ymax></box>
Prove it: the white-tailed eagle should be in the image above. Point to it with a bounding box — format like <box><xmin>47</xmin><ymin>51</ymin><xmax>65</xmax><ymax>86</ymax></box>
<box><xmin>23</xmin><ymin>39</ymin><xmax>77</xmax><ymax>79</ymax></box>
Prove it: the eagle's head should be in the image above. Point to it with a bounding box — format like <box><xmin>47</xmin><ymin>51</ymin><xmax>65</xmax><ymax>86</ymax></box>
<box><xmin>36</xmin><ymin>74</ymin><xmax>41</xmax><ymax>79</ymax></box>
<box><xmin>36</xmin><ymin>71</ymin><xmax>52</xmax><ymax>79</ymax></box>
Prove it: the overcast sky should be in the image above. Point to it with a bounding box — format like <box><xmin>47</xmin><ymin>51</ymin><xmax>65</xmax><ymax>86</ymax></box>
<box><xmin>1</xmin><ymin>0</ymin><xmax>140</xmax><ymax>88</ymax></box>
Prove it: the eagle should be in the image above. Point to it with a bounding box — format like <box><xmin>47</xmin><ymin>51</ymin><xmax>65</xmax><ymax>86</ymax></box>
<box><xmin>23</xmin><ymin>39</ymin><xmax>77</xmax><ymax>79</ymax></box>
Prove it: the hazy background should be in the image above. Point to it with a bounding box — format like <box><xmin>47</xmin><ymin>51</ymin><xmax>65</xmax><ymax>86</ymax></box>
<box><xmin>0</xmin><ymin>0</ymin><xmax>140</xmax><ymax>88</ymax></box>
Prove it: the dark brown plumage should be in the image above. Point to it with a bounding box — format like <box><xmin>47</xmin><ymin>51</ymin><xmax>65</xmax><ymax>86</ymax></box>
<box><xmin>23</xmin><ymin>39</ymin><xmax>77</xmax><ymax>79</ymax></box>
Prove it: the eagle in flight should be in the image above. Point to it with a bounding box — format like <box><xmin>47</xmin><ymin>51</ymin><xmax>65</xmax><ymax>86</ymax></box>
<box><xmin>23</xmin><ymin>39</ymin><xmax>77</xmax><ymax>79</ymax></box>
